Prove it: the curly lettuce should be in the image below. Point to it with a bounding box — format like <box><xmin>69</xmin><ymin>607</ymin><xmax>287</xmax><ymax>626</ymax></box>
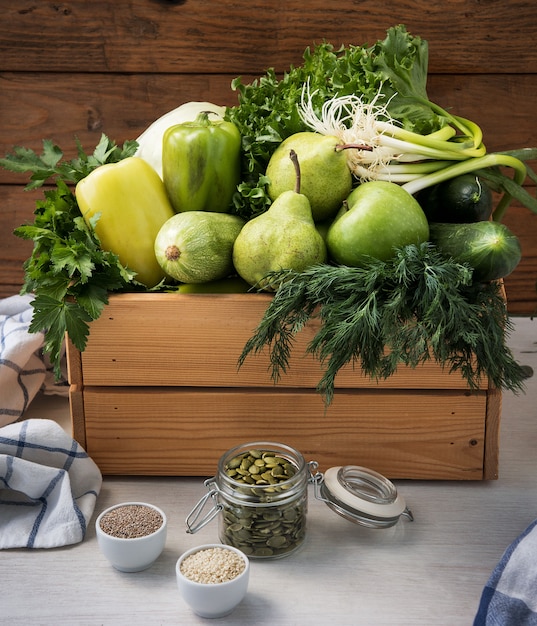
<box><xmin>225</xmin><ymin>24</ymin><xmax>445</xmax><ymax>220</ymax></box>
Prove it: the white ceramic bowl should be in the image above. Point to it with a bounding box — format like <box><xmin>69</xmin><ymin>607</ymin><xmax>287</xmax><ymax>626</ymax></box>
<box><xmin>95</xmin><ymin>502</ymin><xmax>167</xmax><ymax>572</ymax></box>
<box><xmin>176</xmin><ymin>544</ymin><xmax>250</xmax><ymax>618</ymax></box>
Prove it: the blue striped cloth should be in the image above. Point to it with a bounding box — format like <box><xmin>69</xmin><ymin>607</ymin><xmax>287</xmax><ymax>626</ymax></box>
<box><xmin>0</xmin><ymin>419</ymin><xmax>102</xmax><ymax>548</ymax></box>
<box><xmin>474</xmin><ymin>518</ymin><xmax>537</xmax><ymax>625</ymax></box>
<box><xmin>0</xmin><ymin>294</ymin><xmax>67</xmax><ymax>428</ymax></box>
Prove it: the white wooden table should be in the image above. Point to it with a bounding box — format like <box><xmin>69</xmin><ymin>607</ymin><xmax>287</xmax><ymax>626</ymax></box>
<box><xmin>3</xmin><ymin>317</ymin><xmax>536</xmax><ymax>626</ymax></box>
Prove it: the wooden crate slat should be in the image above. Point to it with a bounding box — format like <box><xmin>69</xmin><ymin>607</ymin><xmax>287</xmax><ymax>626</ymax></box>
<box><xmin>81</xmin><ymin>386</ymin><xmax>488</xmax><ymax>480</ymax></box>
<box><xmin>75</xmin><ymin>293</ymin><xmax>483</xmax><ymax>390</ymax></box>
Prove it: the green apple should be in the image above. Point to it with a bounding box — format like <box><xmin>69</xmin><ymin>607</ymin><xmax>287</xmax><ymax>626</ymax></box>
<box><xmin>326</xmin><ymin>181</ymin><xmax>429</xmax><ymax>266</ymax></box>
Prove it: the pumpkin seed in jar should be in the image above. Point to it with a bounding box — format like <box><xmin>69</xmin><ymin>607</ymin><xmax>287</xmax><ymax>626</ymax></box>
<box><xmin>219</xmin><ymin>446</ymin><xmax>307</xmax><ymax>558</ymax></box>
<box><xmin>220</xmin><ymin>498</ymin><xmax>306</xmax><ymax>558</ymax></box>
<box><xmin>224</xmin><ymin>449</ymin><xmax>298</xmax><ymax>486</ymax></box>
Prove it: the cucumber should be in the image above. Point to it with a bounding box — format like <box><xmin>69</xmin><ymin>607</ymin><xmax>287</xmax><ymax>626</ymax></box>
<box><xmin>429</xmin><ymin>221</ymin><xmax>522</xmax><ymax>282</ymax></box>
<box><xmin>417</xmin><ymin>174</ymin><xmax>493</xmax><ymax>223</ymax></box>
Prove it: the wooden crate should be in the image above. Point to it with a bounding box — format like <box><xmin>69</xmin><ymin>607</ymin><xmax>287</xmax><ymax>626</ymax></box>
<box><xmin>66</xmin><ymin>292</ymin><xmax>501</xmax><ymax>480</ymax></box>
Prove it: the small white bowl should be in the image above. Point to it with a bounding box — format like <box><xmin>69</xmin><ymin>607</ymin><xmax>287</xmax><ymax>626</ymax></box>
<box><xmin>176</xmin><ymin>544</ymin><xmax>250</xmax><ymax>618</ymax></box>
<box><xmin>95</xmin><ymin>502</ymin><xmax>167</xmax><ymax>572</ymax></box>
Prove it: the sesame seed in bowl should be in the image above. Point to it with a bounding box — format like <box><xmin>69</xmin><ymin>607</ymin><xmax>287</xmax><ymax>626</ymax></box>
<box><xmin>176</xmin><ymin>544</ymin><xmax>250</xmax><ymax>618</ymax></box>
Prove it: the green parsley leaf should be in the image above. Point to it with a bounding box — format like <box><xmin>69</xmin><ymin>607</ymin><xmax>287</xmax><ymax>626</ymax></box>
<box><xmin>4</xmin><ymin>136</ymin><xmax>139</xmax><ymax>378</ymax></box>
<box><xmin>29</xmin><ymin>294</ymin><xmax>92</xmax><ymax>365</ymax></box>
<box><xmin>0</xmin><ymin>134</ymin><xmax>138</xmax><ymax>190</ymax></box>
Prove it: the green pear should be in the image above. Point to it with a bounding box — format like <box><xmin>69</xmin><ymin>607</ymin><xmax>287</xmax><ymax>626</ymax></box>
<box><xmin>326</xmin><ymin>181</ymin><xmax>429</xmax><ymax>266</ymax></box>
<box><xmin>233</xmin><ymin>150</ymin><xmax>327</xmax><ymax>290</ymax></box>
<box><xmin>266</xmin><ymin>132</ymin><xmax>353</xmax><ymax>222</ymax></box>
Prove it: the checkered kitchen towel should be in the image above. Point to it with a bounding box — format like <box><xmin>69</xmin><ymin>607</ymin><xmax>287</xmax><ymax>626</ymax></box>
<box><xmin>0</xmin><ymin>294</ymin><xmax>67</xmax><ymax>428</ymax></box>
<box><xmin>474</xmin><ymin>518</ymin><xmax>537</xmax><ymax>625</ymax></box>
<box><xmin>0</xmin><ymin>419</ymin><xmax>102</xmax><ymax>549</ymax></box>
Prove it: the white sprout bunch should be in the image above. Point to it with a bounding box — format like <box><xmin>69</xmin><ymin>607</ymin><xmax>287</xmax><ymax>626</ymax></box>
<box><xmin>298</xmin><ymin>84</ymin><xmax>419</xmax><ymax>182</ymax></box>
<box><xmin>297</xmin><ymin>82</ymin><xmax>502</xmax><ymax>188</ymax></box>
<box><xmin>296</xmin><ymin>82</ymin><xmax>528</xmax><ymax>222</ymax></box>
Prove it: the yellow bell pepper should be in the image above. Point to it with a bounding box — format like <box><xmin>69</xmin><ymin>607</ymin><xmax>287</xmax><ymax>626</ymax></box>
<box><xmin>76</xmin><ymin>156</ymin><xmax>175</xmax><ymax>287</ymax></box>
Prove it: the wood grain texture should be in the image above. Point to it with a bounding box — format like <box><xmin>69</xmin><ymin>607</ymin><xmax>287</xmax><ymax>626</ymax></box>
<box><xmin>0</xmin><ymin>72</ymin><xmax>240</xmax><ymax>181</ymax></box>
<box><xmin>67</xmin><ymin>293</ymin><xmax>499</xmax><ymax>480</ymax></box>
<box><xmin>1</xmin><ymin>2</ymin><xmax>536</xmax><ymax>311</ymax></box>
<box><xmin>1</xmin><ymin>0</ymin><xmax>536</xmax><ymax>73</ymax></box>
<box><xmin>0</xmin><ymin>186</ymin><xmax>37</xmax><ymax>297</ymax></box>
<box><xmin>81</xmin><ymin>386</ymin><xmax>487</xmax><ymax>479</ymax></box>
<box><xmin>65</xmin><ymin>336</ymin><xmax>83</xmax><ymax>388</ymax></box>
<box><xmin>74</xmin><ymin>292</ymin><xmax>487</xmax><ymax>390</ymax></box>
<box><xmin>68</xmin><ymin>385</ymin><xmax>86</xmax><ymax>448</ymax></box>
<box><xmin>483</xmin><ymin>386</ymin><xmax>502</xmax><ymax>480</ymax></box>
<box><xmin>1</xmin><ymin>72</ymin><xmax>535</xmax><ymax>184</ymax></box>
<box><xmin>502</xmin><ymin>206</ymin><xmax>537</xmax><ymax>315</ymax></box>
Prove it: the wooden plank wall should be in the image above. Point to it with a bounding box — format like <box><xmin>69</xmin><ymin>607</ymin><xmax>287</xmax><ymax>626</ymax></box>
<box><xmin>1</xmin><ymin>0</ymin><xmax>536</xmax><ymax>313</ymax></box>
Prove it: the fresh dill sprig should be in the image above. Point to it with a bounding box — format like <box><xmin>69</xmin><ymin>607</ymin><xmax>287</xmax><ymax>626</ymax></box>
<box><xmin>239</xmin><ymin>243</ymin><xmax>526</xmax><ymax>405</ymax></box>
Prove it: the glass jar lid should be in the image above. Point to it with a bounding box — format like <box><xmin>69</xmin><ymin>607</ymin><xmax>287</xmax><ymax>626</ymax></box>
<box><xmin>316</xmin><ymin>465</ymin><xmax>413</xmax><ymax>528</ymax></box>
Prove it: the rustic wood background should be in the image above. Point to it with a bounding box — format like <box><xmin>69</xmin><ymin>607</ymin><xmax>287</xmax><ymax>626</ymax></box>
<box><xmin>1</xmin><ymin>0</ymin><xmax>536</xmax><ymax>313</ymax></box>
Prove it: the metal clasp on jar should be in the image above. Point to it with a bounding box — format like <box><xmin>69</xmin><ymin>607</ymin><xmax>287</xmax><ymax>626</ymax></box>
<box><xmin>185</xmin><ymin>478</ymin><xmax>222</xmax><ymax>534</ymax></box>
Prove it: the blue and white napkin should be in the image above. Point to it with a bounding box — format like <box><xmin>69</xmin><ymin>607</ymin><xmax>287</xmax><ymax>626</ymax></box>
<box><xmin>0</xmin><ymin>294</ymin><xmax>68</xmax><ymax>428</ymax></box>
<box><xmin>474</xmin><ymin>518</ymin><xmax>537</xmax><ymax>625</ymax></box>
<box><xmin>0</xmin><ymin>418</ymin><xmax>102</xmax><ymax>549</ymax></box>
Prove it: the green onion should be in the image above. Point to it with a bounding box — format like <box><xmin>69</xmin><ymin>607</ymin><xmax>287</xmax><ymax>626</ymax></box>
<box><xmin>299</xmin><ymin>86</ymin><xmax>536</xmax><ymax>221</ymax></box>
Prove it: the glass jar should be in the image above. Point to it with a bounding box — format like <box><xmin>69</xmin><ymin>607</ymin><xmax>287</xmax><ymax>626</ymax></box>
<box><xmin>187</xmin><ymin>441</ymin><xmax>308</xmax><ymax>559</ymax></box>
<box><xmin>186</xmin><ymin>441</ymin><xmax>413</xmax><ymax>560</ymax></box>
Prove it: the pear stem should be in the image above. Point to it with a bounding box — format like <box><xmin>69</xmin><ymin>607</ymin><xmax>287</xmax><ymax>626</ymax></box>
<box><xmin>336</xmin><ymin>143</ymin><xmax>374</xmax><ymax>152</ymax></box>
<box><xmin>289</xmin><ymin>149</ymin><xmax>301</xmax><ymax>194</ymax></box>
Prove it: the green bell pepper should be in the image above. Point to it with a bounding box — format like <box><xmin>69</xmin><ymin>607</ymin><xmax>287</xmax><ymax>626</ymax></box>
<box><xmin>162</xmin><ymin>111</ymin><xmax>241</xmax><ymax>213</ymax></box>
<box><xmin>76</xmin><ymin>156</ymin><xmax>176</xmax><ymax>288</ymax></box>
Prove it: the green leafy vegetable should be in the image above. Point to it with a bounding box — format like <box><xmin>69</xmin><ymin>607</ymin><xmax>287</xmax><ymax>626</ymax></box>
<box><xmin>226</xmin><ymin>24</ymin><xmax>537</xmax><ymax>223</ymax></box>
<box><xmin>226</xmin><ymin>24</ymin><xmax>445</xmax><ymax>219</ymax></box>
<box><xmin>2</xmin><ymin>25</ymin><xmax>534</xmax><ymax>394</ymax></box>
<box><xmin>0</xmin><ymin>134</ymin><xmax>138</xmax><ymax>190</ymax></box>
<box><xmin>5</xmin><ymin>135</ymin><xmax>141</xmax><ymax>377</ymax></box>
<box><xmin>239</xmin><ymin>244</ymin><xmax>527</xmax><ymax>404</ymax></box>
